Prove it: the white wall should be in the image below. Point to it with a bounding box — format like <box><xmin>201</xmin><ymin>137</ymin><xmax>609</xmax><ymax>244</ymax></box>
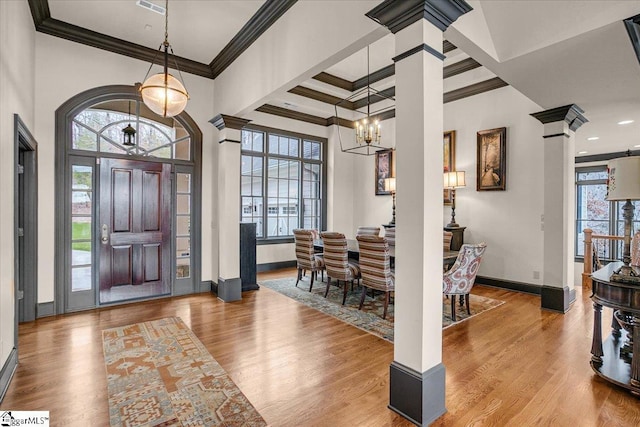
<box><xmin>445</xmin><ymin>86</ymin><xmax>544</xmax><ymax>284</ymax></box>
<box><xmin>0</xmin><ymin>0</ymin><xmax>36</xmax><ymax>369</ymax></box>
<box><xmin>34</xmin><ymin>35</ymin><xmax>216</xmax><ymax>303</ymax></box>
<box><xmin>352</xmin><ymin>86</ymin><xmax>545</xmax><ymax>285</ymax></box>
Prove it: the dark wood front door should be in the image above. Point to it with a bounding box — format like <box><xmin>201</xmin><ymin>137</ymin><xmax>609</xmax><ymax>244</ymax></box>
<box><xmin>99</xmin><ymin>158</ymin><xmax>171</xmax><ymax>303</ymax></box>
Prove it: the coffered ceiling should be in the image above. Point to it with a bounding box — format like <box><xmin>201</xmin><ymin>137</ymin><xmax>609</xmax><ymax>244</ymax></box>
<box><xmin>29</xmin><ymin>0</ymin><xmax>640</xmax><ymax>158</ymax></box>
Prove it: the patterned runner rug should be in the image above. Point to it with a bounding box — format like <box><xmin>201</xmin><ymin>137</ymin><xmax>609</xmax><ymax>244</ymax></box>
<box><xmin>261</xmin><ymin>277</ymin><xmax>505</xmax><ymax>342</ymax></box>
<box><xmin>102</xmin><ymin>316</ymin><xmax>266</xmax><ymax>426</ymax></box>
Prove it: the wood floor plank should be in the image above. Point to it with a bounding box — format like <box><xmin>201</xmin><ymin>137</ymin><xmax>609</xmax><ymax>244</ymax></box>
<box><xmin>1</xmin><ymin>269</ymin><xmax>638</xmax><ymax>426</ymax></box>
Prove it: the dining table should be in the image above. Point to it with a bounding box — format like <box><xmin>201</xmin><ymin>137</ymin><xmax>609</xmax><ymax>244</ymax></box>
<box><xmin>313</xmin><ymin>239</ymin><xmax>459</xmax><ymax>268</ymax></box>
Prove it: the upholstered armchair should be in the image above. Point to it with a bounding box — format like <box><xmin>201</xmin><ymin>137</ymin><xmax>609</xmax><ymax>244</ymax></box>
<box><xmin>356</xmin><ymin>235</ymin><xmax>395</xmax><ymax>319</ymax></box>
<box><xmin>442</xmin><ymin>243</ymin><xmax>487</xmax><ymax>321</ymax></box>
<box><xmin>320</xmin><ymin>231</ymin><xmax>361</xmax><ymax>305</ymax></box>
<box><xmin>293</xmin><ymin>229</ymin><xmax>325</xmax><ymax>291</ymax></box>
<box><xmin>356</xmin><ymin>226</ymin><xmax>380</xmax><ymax>237</ymax></box>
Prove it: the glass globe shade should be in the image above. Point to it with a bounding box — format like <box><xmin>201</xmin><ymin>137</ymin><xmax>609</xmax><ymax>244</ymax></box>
<box><xmin>140</xmin><ymin>73</ymin><xmax>189</xmax><ymax>117</ymax></box>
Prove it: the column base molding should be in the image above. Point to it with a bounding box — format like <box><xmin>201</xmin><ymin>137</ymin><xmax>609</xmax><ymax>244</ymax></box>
<box><xmin>389</xmin><ymin>361</ymin><xmax>446</xmax><ymax>426</ymax></box>
<box><xmin>541</xmin><ymin>285</ymin><xmax>576</xmax><ymax>313</ymax></box>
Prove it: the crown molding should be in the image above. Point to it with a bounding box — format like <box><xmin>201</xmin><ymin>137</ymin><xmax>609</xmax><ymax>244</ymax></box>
<box><xmin>366</xmin><ymin>0</ymin><xmax>473</xmax><ymax>34</ymax></box>
<box><xmin>530</xmin><ymin>104</ymin><xmax>588</xmax><ymax>131</ymax></box>
<box><xmin>210</xmin><ymin>0</ymin><xmax>298</xmax><ymax>78</ymax></box>
<box><xmin>624</xmin><ymin>14</ymin><xmax>640</xmax><ymax>68</ymax></box>
<box><xmin>209</xmin><ymin>114</ymin><xmax>252</xmax><ymax>131</ymax></box>
<box><xmin>28</xmin><ymin>0</ymin><xmax>296</xmax><ymax>80</ymax></box>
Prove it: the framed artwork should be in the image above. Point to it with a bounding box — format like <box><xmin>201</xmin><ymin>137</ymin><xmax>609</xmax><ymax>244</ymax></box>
<box><xmin>375</xmin><ymin>149</ymin><xmax>394</xmax><ymax>195</ymax></box>
<box><xmin>443</xmin><ymin>130</ymin><xmax>456</xmax><ymax>205</ymax></box>
<box><xmin>477</xmin><ymin>127</ymin><xmax>506</xmax><ymax>191</ymax></box>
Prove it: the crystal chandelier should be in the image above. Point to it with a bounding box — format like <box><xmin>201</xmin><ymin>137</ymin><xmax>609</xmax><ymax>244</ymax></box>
<box><xmin>139</xmin><ymin>0</ymin><xmax>189</xmax><ymax>118</ymax></box>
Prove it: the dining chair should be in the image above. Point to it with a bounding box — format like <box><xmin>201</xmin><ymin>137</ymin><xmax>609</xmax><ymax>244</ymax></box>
<box><xmin>356</xmin><ymin>226</ymin><xmax>380</xmax><ymax>237</ymax></box>
<box><xmin>442</xmin><ymin>243</ymin><xmax>487</xmax><ymax>321</ymax></box>
<box><xmin>384</xmin><ymin>227</ymin><xmax>395</xmax><ymax>246</ymax></box>
<box><xmin>320</xmin><ymin>231</ymin><xmax>361</xmax><ymax>305</ymax></box>
<box><xmin>356</xmin><ymin>234</ymin><xmax>395</xmax><ymax>319</ymax></box>
<box><xmin>293</xmin><ymin>229</ymin><xmax>325</xmax><ymax>291</ymax></box>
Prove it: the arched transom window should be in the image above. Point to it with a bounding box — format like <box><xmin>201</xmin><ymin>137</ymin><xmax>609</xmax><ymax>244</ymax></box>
<box><xmin>71</xmin><ymin>100</ymin><xmax>191</xmax><ymax>160</ymax></box>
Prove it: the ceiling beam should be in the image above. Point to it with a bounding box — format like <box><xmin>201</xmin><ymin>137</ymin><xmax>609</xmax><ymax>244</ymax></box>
<box><xmin>288</xmin><ymin>86</ymin><xmax>355</xmax><ymax>109</ymax></box>
<box><xmin>353</xmin><ymin>64</ymin><xmax>395</xmax><ymax>91</ymax></box>
<box><xmin>260</xmin><ymin>77</ymin><xmax>508</xmax><ymax>126</ymax></box>
<box><xmin>443</xmin><ymin>77</ymin><xmax>508</xmax><ymax>103</ymax></box>
<box><xmin>443</xmin><ymin>57</ymin><xmax>481</xmax><ymax>79</ymax></box>
<box><xmin>312</xmin><ymin>40</ymin><xmax>465</xmax><ymax>92</ymax></box>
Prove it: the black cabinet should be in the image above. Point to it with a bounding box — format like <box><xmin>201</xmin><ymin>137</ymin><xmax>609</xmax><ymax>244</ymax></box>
<box><xmin>240</xmin><ymin>222</ymin><xmax>259</xmax><ymax>291</ymax></box>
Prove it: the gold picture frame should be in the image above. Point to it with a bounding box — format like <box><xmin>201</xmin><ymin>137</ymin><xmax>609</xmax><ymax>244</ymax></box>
<box><xmin>477</xmin><ymin>127</ymin><xmax>506</xmax><ymax>191</ymax></box>
<box><xmin>444</xmin><ymin>130</ymin><xmax>456</xmax><ymax>205</ymax></box>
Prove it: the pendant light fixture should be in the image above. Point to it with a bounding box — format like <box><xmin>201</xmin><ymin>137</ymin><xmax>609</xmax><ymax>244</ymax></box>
<box><xmin>122</xmin><ymin>100</ymin><xmax>136</xmax><ymax>146</ymax></box>
<box><xmin>139</xmin><ymin>0</ymin><xmax>189</xmax><ymax>118</ymax></box>
<box><xmin>334</xmin><ymin>45</ymin><xmax>395</xmax><ymax>156</ymax></box>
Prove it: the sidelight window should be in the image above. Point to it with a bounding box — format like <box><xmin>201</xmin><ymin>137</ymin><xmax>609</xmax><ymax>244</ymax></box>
<box><xmin>70</xmin><ymin>164</ymin><xmax>94</xmax><ymax>292</ymax></box>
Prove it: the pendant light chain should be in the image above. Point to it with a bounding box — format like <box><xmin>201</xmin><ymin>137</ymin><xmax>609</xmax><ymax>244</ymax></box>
<box><xmin>164</xmin><ymin>0</ymin><xmax>169</xmax><ymax>47</ymax></box>
<box><xmin>366</xmin><ymin>45</ymin><xmax>370</xmax><ymax>117</ymax></box>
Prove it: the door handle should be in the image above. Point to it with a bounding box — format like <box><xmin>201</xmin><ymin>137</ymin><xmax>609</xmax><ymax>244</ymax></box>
<box><xmin>101</xmin><ymin>224</ymin><xmax>109</xmax><ymax>244</ymax></box>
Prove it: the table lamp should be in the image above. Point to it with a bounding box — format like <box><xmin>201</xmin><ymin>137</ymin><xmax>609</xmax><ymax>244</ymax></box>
<box><xmin>384</xmin><ymin>177</ymin><xmax>396</xmax><ymax>225</ymax></box>
<box><xmin>444</xmin><ymin>171</ymin><xmax>466</xmax><ymax>227</ymax></box>
<box><xmin>606</xmin><ymin>155</ymin><xmax>640</xmax><ymax>283</ymax></box>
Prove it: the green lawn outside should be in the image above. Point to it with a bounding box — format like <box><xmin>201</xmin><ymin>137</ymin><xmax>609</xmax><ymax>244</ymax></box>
<box><xmin>72</xmin><ymin>222</ymin><xmax>91</xmax><ymax>252</ymax></box>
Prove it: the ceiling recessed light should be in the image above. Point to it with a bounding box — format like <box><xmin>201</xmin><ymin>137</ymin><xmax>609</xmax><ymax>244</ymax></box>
<box><xmin>634</xmin><ymin>145</ymin><xmax>640</xmax><ymax>148</ymax></box>
<box><xmin>577</xmin><ymin>151</ymin><xmax>588</xmax><ymax>154</ymax></box>
<box><xmin>587</xmin><ymin>136</ymin><xmax>599</xmax><ymax>141</ymax></box>
<box><xmin>618</xmin><ymin>120</ymin><xmax>634</xmax><ymax>125</ymax></box>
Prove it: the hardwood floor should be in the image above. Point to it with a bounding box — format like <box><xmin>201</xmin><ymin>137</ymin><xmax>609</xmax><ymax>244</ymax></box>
<box><xmin>1</xmin><ymin>268</ymin><xmax>639</xmax><ymax>426</ymax></box>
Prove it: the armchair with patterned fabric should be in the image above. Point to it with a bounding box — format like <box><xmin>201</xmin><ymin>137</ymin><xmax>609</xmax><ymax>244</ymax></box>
<box><xmin>442</xmin><ymin>243</ymin><xmax>487</xmax><ymax>321</ymax></box>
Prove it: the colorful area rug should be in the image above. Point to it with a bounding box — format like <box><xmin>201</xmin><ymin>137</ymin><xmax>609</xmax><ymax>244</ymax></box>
<box><xmin>102</xmin><ymin>316</ymin><xmax>266</xmax><ymax>426</ymax></box>
<box><xmin>261</xmin><ymin>277</ymin><xmax>505</xmax><ymax>342</ymax></box>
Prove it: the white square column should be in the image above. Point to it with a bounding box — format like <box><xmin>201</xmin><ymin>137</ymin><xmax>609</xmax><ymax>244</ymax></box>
<box><xmin>210</xmin><ymin>114</ymin><xmax>251</xmax><ymax>302</ymax></box>
<box><xmin>366</xmin><ymin>1</ymin><xmax>472</xmax><ymax>424</ymax></box>
<box><xmin>531</xmin><ymin>105</ymin><xmax>588</xmax><ymax>312</ymax></box>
